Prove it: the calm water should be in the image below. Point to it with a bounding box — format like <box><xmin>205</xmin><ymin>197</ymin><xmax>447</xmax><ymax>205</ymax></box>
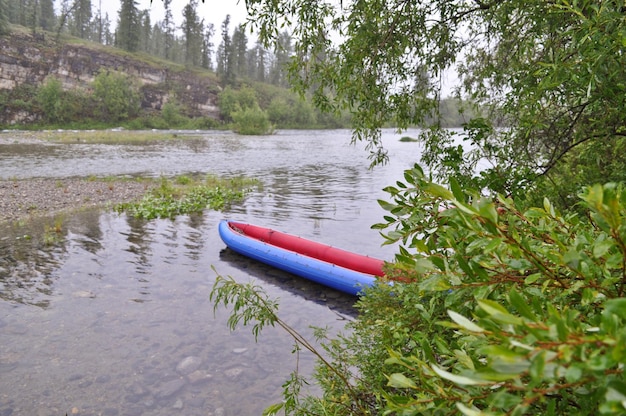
<box><xmin>0</xmin><ymin>129</ymin><xmax>425</xmax><ymax>415</ymax></box>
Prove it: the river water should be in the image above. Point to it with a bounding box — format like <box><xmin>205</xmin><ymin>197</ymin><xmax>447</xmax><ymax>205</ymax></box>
<box><xmin>0</xmin><ymin>129</ymin><xmax>425</xmax><ymax>416</ymax></box>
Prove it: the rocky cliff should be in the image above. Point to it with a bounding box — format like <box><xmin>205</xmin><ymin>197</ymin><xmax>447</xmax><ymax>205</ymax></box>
<box><xmin>0</xmin><ymin>29</ymin><xmax>222</xmax><ymax>124</ymax></box>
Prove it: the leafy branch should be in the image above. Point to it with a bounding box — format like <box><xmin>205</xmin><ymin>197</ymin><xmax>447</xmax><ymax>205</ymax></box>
<box><xmin>209</xmin><ymin>271</ymin><xmax>372</xmax><ymax>415</ymax></box>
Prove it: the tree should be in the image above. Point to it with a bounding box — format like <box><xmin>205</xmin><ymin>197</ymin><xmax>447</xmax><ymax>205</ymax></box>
<box><xmin>201</xmin><ymin>22</ymin><xmax>215</xmax><ymax>70</ymax></box>
<box><xmin>217</xmin><ymin>15</ymin><xmax>235</xmax><ymax>86</ymax></box>
<box><xmin>181</xmin><ymin>0</ymin><xmax>202</xmax><ymax>66</ymax></box>
<box><xmin>162</xmin><ymin>0</ymin><xmax>174</xmax><ymax>60</ymax></box>
<box><xmin>0</xmin><ymin>0</ymin><xmax>9</xmax><ymax>36</ymax></box>
<box><xmin>207</xmin><ymin>1</ymin><xmax>626</xmax><ymax>415</ymax></box>
<box><xmin>243</xmin><ymin>0</ymin><xmax>626</xmax><ymax>206</ymax></box>
<box><xmin>56</xmin><ymin>0</ymin><xmax>79</xmax><ymax>41</ymax></box>
<box><xmin>102</xmin><ymin>12</ymin><xmax>113</xmax><ymax>45</ymax></box>
<box><xmin>69</xmin><ymin>0</ymin><xmax>92</xmax><ymax>39</ymax></box>
<box><xmin>231</xmin><ymin>24</ymin><xmax>248</xmax><ymax>77</ymax></box>
<box><xmin>115</xmin><ymin>0</ymin><xmax>139</xmax><ymax>52</ymax></box>
<box><xmin>269</xmin><ymin>30</ymin><xmax>292</xmax><ymax>87</ymax></box>
<box><xmin>138</xmin><ymin>9</ymin><xmax>151</xmax><ymax>53</ymax></box>
<box><xmin>248</xmin><ymin>40</ymin><xmax>267</xmax><ymax>82</ymax></box>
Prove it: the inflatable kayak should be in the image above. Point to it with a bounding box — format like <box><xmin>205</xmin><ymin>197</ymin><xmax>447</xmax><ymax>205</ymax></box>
<box><xmin>218</xmin><ymin>220</ymin><xmax>385</xmax><ymax>295</ymax></box>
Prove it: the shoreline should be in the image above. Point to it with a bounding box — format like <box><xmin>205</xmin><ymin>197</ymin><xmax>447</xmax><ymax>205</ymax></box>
<box><xmin>0</xmin><ymin>178</ymin><xmax>155</xmax><ymax>224</ymax></box>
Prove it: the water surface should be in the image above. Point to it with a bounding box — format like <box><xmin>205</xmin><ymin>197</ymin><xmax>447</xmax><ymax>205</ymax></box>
<box><xmin>0</xmin><ymin>129</ymin><xmax>425</xmax><ymax>415</ymax></box>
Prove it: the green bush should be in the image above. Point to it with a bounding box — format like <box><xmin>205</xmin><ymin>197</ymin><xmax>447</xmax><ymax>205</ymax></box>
<box><xmin>231</xmin><ymin>105</ymin><xmax>274</xmax><ymax>135</ymax></box>
<box><xmin>218</xmin><ymin>85</ymin><xmax>262</xmax><ymax>123</ymax></box>
<box><xmin>212</xmin><ymin>164</ymin><xmax>626</xmax><ymax>415</ymax></box>
<box><xmin>37</xmin><ymin>77</ymin><xmax>63</xmax><ymax>122</ymax></box>
<box><xmin>267</xmin><ymin>96</ymin><xmax>315</xmax><ymax>128</ymax></box>
<box><xmin>92</xmin><ymin>69</ymin><xmax>140</xmax><ymax>122</ymax></box>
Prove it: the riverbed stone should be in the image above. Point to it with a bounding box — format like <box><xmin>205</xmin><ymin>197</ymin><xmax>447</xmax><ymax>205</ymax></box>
<box><xmin>95</xmin><ymin>374</ymin><xmax>111</xmax><ymax>383</ymax></box>
<box><xmin>155</xmin><ymin>378</ymin><xmax>186</xmax><ymax>399</ymax></box>
<box><xmin>224</xmin><ymin>367</ymin><xmax>244</xmax><ymax>379</ymax></box>
<box><xmin>175</xmin><ymin>355</ymin><xmax>202</xmax><ymax>375</ymax></box>
<box><xmin>187</xmin><ymin>397</ymin><xmax>205</xmax><ymax>408</ymax></box>
<box><xmin>187</xmin><ymin>370</ymin><xmax>212</xmax><ymax>385</ymax></box>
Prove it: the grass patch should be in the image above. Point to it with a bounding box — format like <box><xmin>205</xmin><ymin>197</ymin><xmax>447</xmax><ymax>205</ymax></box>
<box><xmin>39</xmin><ymin>130</ymin><xmax>196</xmax><ymax>144</ymax></box>
<box><xmin>115</xmin><ymin>174</ymin><xmax>259</xmax><ymax>220</ymax></box>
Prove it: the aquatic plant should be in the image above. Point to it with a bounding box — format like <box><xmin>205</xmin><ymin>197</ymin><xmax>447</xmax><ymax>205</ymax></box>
<box><xmin>116</xmin><ymin>175</ymin><xmax>258</xmax><ymax>220</ymax></box>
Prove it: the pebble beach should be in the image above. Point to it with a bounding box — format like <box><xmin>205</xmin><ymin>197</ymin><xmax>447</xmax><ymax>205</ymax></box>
<box><xmin>0</xmin><ymin>178</ymin><xmax>154</xmax><ymax>224</ymax></box>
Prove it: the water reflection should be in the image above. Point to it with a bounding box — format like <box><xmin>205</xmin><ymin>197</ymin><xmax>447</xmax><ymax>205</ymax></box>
<box><xmin>0</xmin><ymin>215</ymin><xmax>68</xmax><ymax>308</ymax></box>
<box><xmin>1</xmin><ymin>209</ymin><xmax>355</xmax><ymax>415</ymax></box>
<box><xmin>0</xmin><ymin>129</ymin><xmax>425</xmax><ymax>415</ymax></box>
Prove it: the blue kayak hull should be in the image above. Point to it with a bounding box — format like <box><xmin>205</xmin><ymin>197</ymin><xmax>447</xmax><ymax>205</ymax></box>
<box><xmin>218</xmin><ymin>220</ymin><xmax>381</xmax><ymax>296</ymax></box>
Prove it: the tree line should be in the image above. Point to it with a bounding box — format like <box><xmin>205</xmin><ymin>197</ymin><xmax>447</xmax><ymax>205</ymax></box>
<box><xmin>0</xmin><ymin>0</ymin><xmax>293</xmax><ymax>89</ymax></box>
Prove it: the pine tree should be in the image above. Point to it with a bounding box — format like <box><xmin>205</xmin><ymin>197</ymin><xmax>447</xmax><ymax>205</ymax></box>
<box><xmin>138</xmin><ymin>9</ymin><xmax>151</xmax><ymax>53</ymax></box>
<box><xmin>270</xmin><ymin>30</ymin><xmax>292</xmax><ymax>87</ymax></box>
<box><xmin>39</xmin><ymin>0</ymin><xmax>55</xmax><ymax>31</ymax></box>
<box><xmin>218</xmin><ymin>15</ymin><xmax>235</xmax><ymax>85</ymax></box>
<box><xmin>201</xmin><ymin>22</ymin><xmax>215</xmax><ymax>70</ymax></box>
<box><xmin>181</xmin><ymin>0</ymin><xmax>202</xmax><ymax>66</ymax></box>
<box><xmin>149</xmin><ymin>22</ymin><xmax>164</xmax><ymax>57</ymax></box>
<box><xmin>0</xmin><ymin>0</ymin><xmax>9</xmax><ymax>35</ymax></box>
<box><xmin>115</xmin><ymin>0</ymin><xmax>139</xmax><ymax>52</ymax></box>
<box><xmin>249</xmin><ymin>41</ymin><xmax>267</xmax><ymax>82</ymax></box>
<box><xmin>231</xmin><ymin>24</ymin><xmax>248</xmax><ymax>78</ymax></box>
<box><xmin>103</xmin><ymin>12</ymin><xmax>113</xmax><ymax>45</ymax></box>
<box><xmin>70</xmin><ymin>0</ymin><xmax>92</xmax><ymax>39</ymax></box>
<box><xmin>162</xmin><ymin>0</ymin><xmax>174</xmax><ymax>60</ymax></box>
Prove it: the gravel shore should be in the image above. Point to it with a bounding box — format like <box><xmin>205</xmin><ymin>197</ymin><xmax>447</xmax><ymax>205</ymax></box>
<box><xmin>0</xmin><ymin>178</ymin><xmax>155</xmax><ymax>224</ymax></box>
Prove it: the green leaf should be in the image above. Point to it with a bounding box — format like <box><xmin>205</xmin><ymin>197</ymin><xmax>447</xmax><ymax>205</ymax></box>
<box><xmin>456</xmin><ymin>403</ymin><xmax>490</xmax><ymax>416</ymax></box>
<box><xmin>477</xmin><ymin>299</ymin><xmax>524</xmax><ymax>325</ymax></box>
<box><xmin>593</xmin><ymin>238</ymin><xmax>613</xmax><ymax>258</ymax></box>
<box><xmin>529</xmin><ymin>351</ymin><xmax>546</xmax><ymax>381</ymax></box>
<box><xmin>424</xmin><ymin>183</ymin><xmax>454</xmax><ymax>200</ymax></box>
<box><xmin>387</xmin><ymin>373</ymin><xmax>418</xmax><ymax>389</ymax></box>
<box><xmin>508</xmin><ymin>288</ymin><xmax>537</xmax><ymax>321</ymax></box>
<box><xmin>263</xmin><ymin>402</ymin><xmax>285</xmax><ymax>415</ymax></box>
<box><xmin>431</xmin><ymin>364</ymin><xmax>491</xmax><ymax>386</ymax></box>
<box><xmin>447</xmin><ymin>310</ymin><xmax>486</xmax><ymax>333</ymax></box>
<box><xmin>525</xmin><ymin>273</ymin><xmax>542</xmax><ymax>285</ymax></box>
<box><xmin>604</xmin><ymin>298</ymin><xmax>626</xmax><ymax>320</ymax></box>
<box><xmin>378</xmin><ymin>199</ymin><xmax>397</xmax><ymax>211</ymax></box>
<box><xmin>450</xmin><ymin>176</ymin><xmax>466</xmax><ymax>202</ymax></box>
<box><xmin>489</xmin><ymin>390</ymin><xmax>523</xmax><ymax>409</ymax></box>
<box><xmin>478</xmin><ymin>198</ymin><xmax>498</xmax><ymax>224</ymax></box>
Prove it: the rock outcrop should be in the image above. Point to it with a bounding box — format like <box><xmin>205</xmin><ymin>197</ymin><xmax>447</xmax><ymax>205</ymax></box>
<box><xmin>0</xmin><ymin>29</ymin><xmax>222</xmax><ymax>124</ymax></box>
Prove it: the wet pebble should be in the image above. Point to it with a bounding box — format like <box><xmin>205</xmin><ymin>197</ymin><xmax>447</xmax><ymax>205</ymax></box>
<box><xmin>155</xmin><ymin>378</ymin><xmax>186</xmax><ymax>399</ymax></box>
<box><xmin>78</xmin><ymin>379</ymin><xmax>92</xmax><ymax>388</ymax></box>
<box><xmin>72</xmin><ymin>290</ymin><xmax>96</xmax><ymax>298</ymax></box>
<box><xmin>175</xmin><ymin>356</ymin><xmax>202</xmax><ymax>376</ymax></box>
<box><xmin>187</xmin><ymin>370</ymin><xmax>212</xmax><ymax>385</ymax></box>
<box><xmin>187</xmin><ymin>397</ymin><xmax>205</xmax><ymax>408</ymax></box>
<box><xmin>67</xmin><ymin>374</ymin><xmax>83</xmax><ymax>382</ymax></box>
<box><xmin>95</xmin><ymin>374</ymin><xmax>111</xmax><ymax>383</ymax></box>
<box><xmin>172</xmin><ymin>399</ymin><xmax>183</xmax><ymax>410</ymax></box>
<box><xmin>224</xmin><ymin>367</ymin><xmax>244</xmax><ymax>379</ymax></box>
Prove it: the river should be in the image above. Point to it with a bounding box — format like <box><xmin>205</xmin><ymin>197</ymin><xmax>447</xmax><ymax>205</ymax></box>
<box><xmin>0</xmin><ymin>128</ymin><xmax>427</xmax><ymax>415</ymax></box>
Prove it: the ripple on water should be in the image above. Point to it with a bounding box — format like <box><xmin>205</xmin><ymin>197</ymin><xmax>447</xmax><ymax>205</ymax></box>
<box><xmin>0</xmin><ymin>129</ymin><xmax>425</xmax><ymax>415</ymax></box>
